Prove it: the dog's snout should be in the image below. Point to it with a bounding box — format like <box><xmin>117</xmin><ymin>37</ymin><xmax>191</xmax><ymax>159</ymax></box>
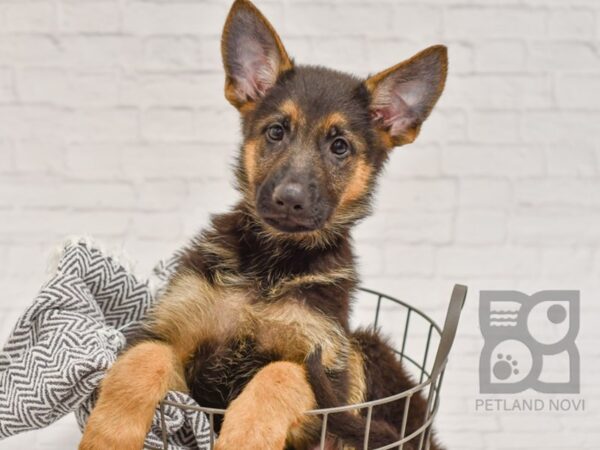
<box><xmin>272</xmin><ymin>182</ymin><xmax>308</xmax><ymax>213</ymax></box>
<box><xmin>257</xmin><ymin>172</ymin><xmax>331</xmax><ymax>233</ymax></box>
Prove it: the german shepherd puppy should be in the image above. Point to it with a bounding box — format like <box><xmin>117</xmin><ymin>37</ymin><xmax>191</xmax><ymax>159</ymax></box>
<box><xmin>79</xmin><ymin>1</ymin><xmax>448</xmax><ymax>449</ymax></box>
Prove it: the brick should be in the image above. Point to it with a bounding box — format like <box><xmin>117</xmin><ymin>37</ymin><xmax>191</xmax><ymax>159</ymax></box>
<box><xmin>0</xmin><ymin>36</ymin><xmax>61</xmax><ymax>65</ymax></box>
<box><xmin>4</xmin><ymin>242</ymin><xmax>56</xmax><ymax>277</ymax></box>
<box><xmin>60</xmin><ymin>36</ymin><xmax>144</xmax><ymax>69</ymax></box>
<box><xmin>439</xmin><ymin>413</ymin><xmax>499</xmax><ymax>434</ymax></box>
<box><xmin>13</xmin><ymin>139</ymin><xmax>65</xmax><ymax>174</ymax></box>
<box><xmin>121</xmin><ymin>143</ymin><xmax>231</xmax><ymax>180</ymax></box>
<box><xmin>528</xmin><ymin>42</ymin><xmax>600</xmax><ymax>71</ymax></box>
<box><xmin>509</xmin><ymin>212</ymin><xmax>600</xmax><ymax>245</ymax></box>
<box><xmin>557</xmin><ymin>73</ymin><xmax>600</xmax><ymax>109</ymax></box>
<box><xmin>384</xmin><ymin>212</ymin><xmax>453</xmax><ymax>244</ymax></box>
<box><xmin>547</xmin><ymin>9</ymin><xmax>595</xmax><ymax>38</ymax></box>
<box><xmin>546</xmin><ymin>142</ymin><xmax>597</xmax><ymax>176</ymax></box>
<box><xmin>284</xmin><ymin>4</ymin><xmax>343</xmax><ymax>36</ymax></box>
<box><xmin>185</xmin><ymin>179</ymin><xmax>240</xmax><ymax>220</ymax></box>
<box><xmin>122</xmin><ymin>2</ymin><xmax>227</xmax><ymax>35</ymax></box>
<box><xmin>442</xmin><ymin>144</ymin><xmax>545</xmax><ymax>177</ymax></box>
<box><xmin>17</xmin><ymin>68</ymin><xmax>119</xmax><ymax>107</ymax></box>
<box><xmin>445</xmin><ymin>7</ymin><xmax>545</xmax><ymax>39</ymax></box>
<box><xmin>383</xmin><ymin>244</ymin><xmax>435</xmax><ymax>276</ymax></box>
<box><xmin>340</xmin><ymin>4</ymin><xmax>393</xmax><ymax>37</ymax></box>
<box><xmin>458</xmin><ymin>179</ymin><xmax>511</xmax><ymax>209</ymax></box>
<box><xmin>67</xmin><ymin>108</ymin><xmax>139</xmax><ymax>142</ymax></box>
<box><xmin>392</xmin><ymin>5</ymin><xmax>443</xmax><ymax>40</ymax></box>
<box><xmin>0</xmin><ymin>140</ymin><xmax>13</xmax><ymax>173</ymax></box>
<box><xmin>437</xmin><ymin>247</ymin><xmax>538</xmax><ymax>278</ymax></box>
<box><xmin>120</xmin><ymin>73</ymin><xmax>223</xmax><ymax>107</ymax></box>
<box><xmin>0</xmin><ymin>178</ymin><xmax>136</xmax><ymax>209</ymax></box>
<box><xmin>455</xmin><ymin>211</ymin><xmax>507</xmax><ymax>244</ymax></box>
<box><xmin>474</xmin><ymin>41</ymin><xmax>527</xmax><ymax>72</ymax></box>
<box><xmin>522</xmin><ymin>112</ymin><xmax>600</xmax><ymax>143</ymax></box>
<box><xmin>469</xmin><ymin>111</ymin><xmax>520</xmax><ymax>144</ymax></box>
<box><xmin>418</xmin><ymin>108</ymin><xmax>468</xmax><ymax>145</ymax></box>
<box><xmin>484</xmin><ymin>431</ymin><xmax>584</xmax><ymax>448</ymax></box>
<box><xmin>443</xmin><ymin>432</ymin><xmax>486</xmax><ymax>449</ymax></box>
<box><xmin>386</xmin><ymin>144</ymin><xmax>442</xmax><ymax>177</ymax></box>
<box><xmin>65</xmin><ymin>143</ymin><xmax>122</xmax><ymax>179</ymax></box>
<box><xmin>515</xmin><ymin>179</ymin><xmax>600</xmax><ymax>208</ymax></box>
<box><xmin>16</xmin><ymin>68</ymin><xmax>68</xmax><ymax>103</ymax></box>
<box><xmin>377</xmin><ymin>179</ymin><xmax>456</xmax><ymax>212</ymax></box>
<box><xmin>308</xmin><ymin>37</ymin><xmax>368</xmax><ymax>73</ymax></box>
<box><xmin>541</xmin><ymin>247</ymin><xmax>593</xmax><ymax>279</ymax></box>
<box><xmin>353</xmin><ymin>213</ymin><xmax>386</xmax><ymax>242</ymax></box>
<box><xmin>446</xmin><ymin>42</ymin><xmax>475</xmax><ymax>75</ymax></box>
<box><xmin>194</xmin><ymin>108</ymin><xmax>240</xmax><ymax>144</ymax></box>
<box><xmin>499</xmin><ymin>415</ymin><xmax>563</xmax><ymax>432</ymax></box>
<box><xmin>0</xmin><ymin>67</ymin><xmax>14</xmax><ymax>101</ymax></box>
<box><xmin>0</xmin><ymin>106</ymin><xmax>72</xmax><ymax>140</ymax></box>
<box><xmin>134</xmin><ymin>180</ymin><xmax>187</xmax><ymax>211</ymax></box>
<box><xmin>278</xmin><ymin>36</ymin><xmax>313</xmax><ymax>66</ymax></box>
<box><xmin>142</xmin><ymin>36</ymin><xmax>203</xmax><ymax>71</ymax></box>
<box><xmin>1</xmin><ymin>2</ymin><xmax>56</xmax><ymax>33</ymax></box>
<box><xmin>141</xmin><ymin>108</ymin><xmax>195</xmax><ymax>141</ymax></box>
<box><xmin>0</xmin><ymin>210</ymin><xmax>129</xmax><ymax>237</ymax></box>
<box><xmin>60</xmin><ymin>1</ymin><xmax>120</xmax><ymax>33</ymax></box>
<box><xmin>354</xmin><ymin>242</ymin><xmax>384</xmax><ymax>277</ymax></box>
<box><xmin>365</xmin><ymin>40</ymin><xmax>425</xmax><ymax>75</ymax></box>
<box><xmin>131</xmin><ymin>212</ymin><xmax>182</xmax><ymax>239</ymax></box>
<box><xmin>446</xmin><ymin>75</ymin><xmax>552</xmax><ymax>109</ymax></box>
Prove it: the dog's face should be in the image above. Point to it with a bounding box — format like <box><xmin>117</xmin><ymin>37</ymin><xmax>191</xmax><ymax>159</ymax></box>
<box><xmin>222</xmin><ymin>0</ymin><xmax>447</xmax><ymax>243</ymax></box>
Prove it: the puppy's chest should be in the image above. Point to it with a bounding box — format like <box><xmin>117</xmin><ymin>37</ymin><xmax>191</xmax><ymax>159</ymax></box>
<box><xmin>152</xmin><ymin>273</ymin><xmax>349</xmax><ymax>367</ymax></box>
<box><xmin>216</xmin><ymin>289</ymin><xmax>349</xmax><ymax>367</ymax></box>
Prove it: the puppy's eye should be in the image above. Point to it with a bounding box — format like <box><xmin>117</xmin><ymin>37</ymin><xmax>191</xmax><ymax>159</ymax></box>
<box><xmin>330</xmin><ymin>138</ymin><xmax>350</xmax><ymax>157</ymax></box>
<box><xmin>266</xmin><ymin>124</ymin><xmax>285</xmax><ymax>142</ymax></box>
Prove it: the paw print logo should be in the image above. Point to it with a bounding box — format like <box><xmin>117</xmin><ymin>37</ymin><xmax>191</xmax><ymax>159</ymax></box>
<box><xmin>480</xmin><ymin>291</ymin><xmax>579</xmax><ymax>394</ymax></box>
<box><xmin>493</xmin><ymin>354</ymin><xmax>518</xmax><ymax>380</ymax></box>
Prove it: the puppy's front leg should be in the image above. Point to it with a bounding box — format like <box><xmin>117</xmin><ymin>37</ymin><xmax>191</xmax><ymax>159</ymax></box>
<box><xmin>215</xmin><ymin>361</ymin><xmax>315</xmax><ymax>450</ymax></box>
<box><xmin>79</xmin><ymin>341</ymin><xmax>185</xmax><ymax>450</ymax></box>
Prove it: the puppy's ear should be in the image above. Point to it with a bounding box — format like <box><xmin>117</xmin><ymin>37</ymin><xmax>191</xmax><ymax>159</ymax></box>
<box><xmin>222</xmin><ymin>0</ymin><xmax>292</xmax><ymax>110</ymax></box>
<box><xmin>366</xmin><ymin>45</ymin><xmax>448</xmax><ymax>148</ymax></box>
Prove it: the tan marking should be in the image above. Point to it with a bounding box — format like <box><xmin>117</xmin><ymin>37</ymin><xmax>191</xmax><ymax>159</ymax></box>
<box><xmin>215</xmin><ymin>361</ymin><xmax>315</xmax><ymax>450</ymax></box>
<box><xmin>347</xmin><ymin>345</ymin><xmax>367</xmax><ymax>407</ymax></box>
<box><xmin>79</xmin><ymin>342</ymin><xmax>185</xmax><ymax>450</ymax></box>
<box><xmin>339</xmin><ymin>159</ymin><xmax>372</xmax><ymax>206</ymax></box>
<box><xmin>146</xmin><ymin>272</ymin><xmax>250</xmax><ymax>361</ymax></box>
<box><xmin>243</xmin><ymin>139</ymin><xmax>259</xmax><ymax>186</ymax></box>
<box><xmin>377</xmin><ymin>129</ymin><xmax>395</xmax><ymax>149</ymax></box>
<box><xmin>267</xmin><ymin>267</ymin><xmax>357</xmax><ymax>299</ymax></box>
<box><xmin>321</xmin><ymin>111</ymin><xmax>348</xmax><ymax>132</ymax></box>
<box><xmin>196</xmin><ymin>239</ymin><xmax>239</xmax><ymax>269</ymax></box>
<box><xmin>280</xmin><ymin>99</ymin><xmax>304</xmax><ymax>126</ymax></box>
<box><xmin>255</xmin><ymin>300</ymin><xmax>350</xmax><ymax>369</ymax></box>
<box><xmin>239</xmin><ymin>98</ymin><xmax>257</xmax><ymax>116</ymax></box>
<box><xmin>400</xmin><ymin>125</ymin><xmax>420</xmax><ymax>145</ymax></box>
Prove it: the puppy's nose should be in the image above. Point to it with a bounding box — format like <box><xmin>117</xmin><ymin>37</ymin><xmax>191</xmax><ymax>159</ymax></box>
<box><xmin>272</xmin><ymin>182</ymin><xmax>308</xmax><ymax>213</ymax></box>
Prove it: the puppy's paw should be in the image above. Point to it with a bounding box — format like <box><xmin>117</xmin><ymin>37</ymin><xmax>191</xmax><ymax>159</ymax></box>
<box><xmin>79</xmin><ymin>411</ymin><xmax>147</xmax><ymax>450</ymax></box>
<box><xmin>214</xmin><ymin>425</ymin><xmax>286</xmax><ymax>450</ymax></box>
<box><xmin>79</xmin><ymin>429</ymin><xmax>146</xmax><ymax>450</ymax></box>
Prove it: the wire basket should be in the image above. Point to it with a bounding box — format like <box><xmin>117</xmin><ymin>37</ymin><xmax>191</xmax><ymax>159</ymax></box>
<box><xmin>149</xmin><ymin>284</ymin><xmax>467</xmax><ymax>450</ymax></box>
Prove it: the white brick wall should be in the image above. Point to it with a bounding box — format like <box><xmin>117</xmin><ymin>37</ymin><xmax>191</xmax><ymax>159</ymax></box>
<box><xmin>1</xmin><ymin>1</ymin><xmax>599</xmax><ymax>449</ymax></box>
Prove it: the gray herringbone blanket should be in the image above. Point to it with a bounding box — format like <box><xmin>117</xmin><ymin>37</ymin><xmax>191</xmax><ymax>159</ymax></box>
<box><xmin>0</xmin><ymin>239</ymin><xmax>211</xmax><ymax>449</ymax></box>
